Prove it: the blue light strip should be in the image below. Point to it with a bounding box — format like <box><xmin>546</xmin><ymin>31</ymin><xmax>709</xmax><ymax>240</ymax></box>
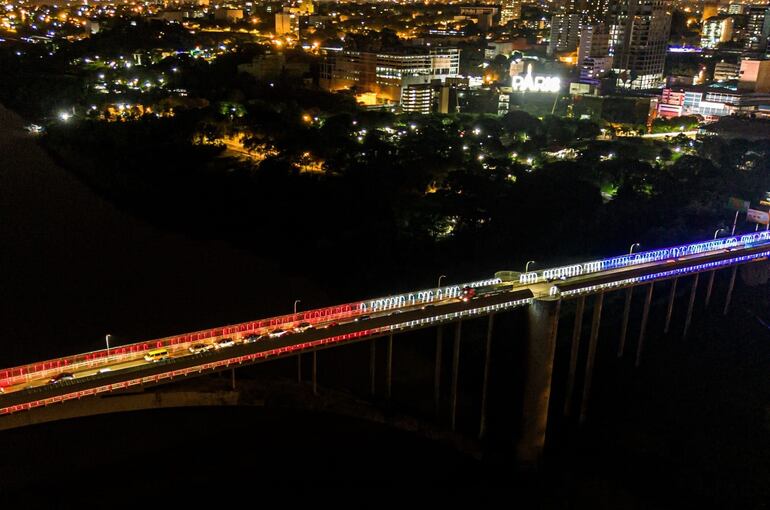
<box><xmin>523</xmin><ymin>232</ymin><xmax>770</xmax><ymax>284</ymax></box>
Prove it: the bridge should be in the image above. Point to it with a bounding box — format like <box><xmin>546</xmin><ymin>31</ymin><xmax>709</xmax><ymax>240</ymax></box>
<box><xmin>2</xmin><ymin>231</ymin><xmax>769</xmax><ymax>465</ymax></box>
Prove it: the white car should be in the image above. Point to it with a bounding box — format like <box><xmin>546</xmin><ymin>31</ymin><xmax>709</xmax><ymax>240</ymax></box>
<box><xmin>213</xmin><ymin>338</ymin><xmax>235</xmax><ymax>349</ymax></box>
<box><xmin>268</xmin><ymin>328</ymin><xmax>291</xmax><ymax>339</ymax></box>
<box><xmin>189</xmin><ymin>343</ymin><xmax>214</xmax><ymax>354</ymax></box>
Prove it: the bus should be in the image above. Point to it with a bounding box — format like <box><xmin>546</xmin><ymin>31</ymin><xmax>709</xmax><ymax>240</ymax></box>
<box><xmin>144</xmin><ymin>348</ymin><xmax>169</xmax><ymax>362</ymax></box>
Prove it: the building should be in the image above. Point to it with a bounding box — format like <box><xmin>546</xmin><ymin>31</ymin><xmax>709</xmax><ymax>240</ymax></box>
<box><xmin>701</xmin><ymin>15</ymin><xmax>734</xmax><ymax>49</ymax></box>
<box><xmin>500</xmin><ymin>0</ymin><xmax>522</xmax><ymax>25</ymax></box>
<box><xmin>745</xmin><ymin>6</ymin><xmax>770</xmax><ymax>52</ymax></box>
<box><xmin>400</xmin><ymin>76</ymin><xmax>435</xmax><ymax>114</ymax></box>
<box><xmin>656</xmin><ymin>83</ymin><xmax>770</xmax><ymax>122</ymax></box>
<box><xmin>702</xmin><ymin>0</ymin><xmax>719</xmax><ymax>21</ymax></box>
<box><xmin>728</xmin><ymin>3</ymin><xmax>746</xmax><ymax>15</ymax></box>
<box><xmin>275</xmin><ymin>12</ymin><xmax>296</xmax><ymax>35</ymax></box>
<box><xmin>548</xmin><ymin>13</ymin><xmax>581</xmax><ymax>56</ymax></box>
<box><xmin>578</xmin><ymin>23</ymin><xmax>613</xmax><ymax>84</ymax></box>
<box><xmin>739</xmin><ymin>58</ymin><xmax>770</xmax><ymax>92</ymax></box>
<box><xmin>714</xmin><ymin>60</ymin><xmax>740</xmax><ymax>82</ymax></box>
<box><xmin>214</xmin><ymin>8</ymin><xmax>243</xmax><ymax>23</ymax></box>
<box><xmin>608</xmin><ymin>0</ymin><xmax>672</xmax><ymax>89</ymax></box>
<box><xmin>460</xmin><ymin>6</ymin><xmax>498</xmax><ymax>30</ymax></box>
<box><xmin>320</xmin><ymin>48</ymin><xmax>461</xmax><ymax>103</ymax></box>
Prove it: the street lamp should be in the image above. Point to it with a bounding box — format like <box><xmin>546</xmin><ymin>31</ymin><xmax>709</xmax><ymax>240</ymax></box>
<box><xmin>629</xmin><ymin>243</ymin><xmax>641</xmax><ymax>254</ymax></box>
<box><xmin>714</xmin><ymin>228</ymin><xmax>727</xmax><ymax>239</ymax></box>
<box><xmin>105</xmin><ymin>334</ymin><xmax>111</xmax><ymax>358</ymax></box>
<box><xmin>525</xmin><ymin>260</ymin><xmax>536</xmax><ymax>272</ymax></box>
<box><xmin>293</xmin><ymin>299</ymin><xmax>301</xmax><ymax>317</ymax></box>
<box><xmin>437</xmin><ymin>274</ymin><xmax>446</xmax><ymax>289</ymax></box>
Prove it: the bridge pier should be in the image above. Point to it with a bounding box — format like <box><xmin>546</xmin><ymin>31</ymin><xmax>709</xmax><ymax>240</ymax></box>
<box><xmin>723</xmin><ymin>265</ymin><xmax>738</xmax><ymax>316</ymax></box>
<box><xmin>516</xmin><ymin>297</ymin><xmax>561</xmax><ymax>467</ymax></box>
<box><xmin>312</xmin><ymin>351</ymin><xmax>318</xmax><ymax>396</ymax></box>
<box><xmin>564</xmin><ymin>295</ymin><xmax>585</xmax><ymax>417</ymax></box>
<box><xmin>434</xmin><ymin>325</ymin><xmax>443</xmax><ymax>417</ymax></box>
<box><xmin>450</xmin><ymin>321</ymin><xmax>462</xmax><ymax>432</ymax></box>
<box><xmin>231</xmin><ymin>368</ymin><xmax>236</xmax><ymax>390</ymax></box>
<box><xmin>618</xmin><ymin>287</ymin><xmax>633</xmax><ymax>357</ymax></box>
<box><xmin>579</xmin><ymin>292</ymin><xmax>604</xmax><ymax>425</ymax></box>
<box><xmin>683</xmin><ymin>273</ymin><xmax>700</xmax><ymax>339</ymax></box>
<box><xmin>704</xmin><ymin>270</ymin><xmax>716</xmax><ymax>308</ymax></box>
<box><xmin>635</xmin><ymin>283</ymin><xmax>654</xmax><ymax>368</ymax></box>
<box><xmin>386</xmin><ymin>334</ymin><xmax>393</xmax><ymax>400</ymax></box>
<box><xmin>664</xmin><ymin>278</ymin><xmax>678</xmax><ymax>334</ymax></box>
<box><xmin>369</xmin><ymin>339</ymin><xmax>376</xmax><ymax>396</ymax></box>
<box><xmin>297</xmin><ymin>354</ymin><xmax>302</xmax><ymax>383</ymax></box>
<box><xmin>479</xmin><ymin>313</ymin><xmax>495</xmax><ymax>440</ymax></box>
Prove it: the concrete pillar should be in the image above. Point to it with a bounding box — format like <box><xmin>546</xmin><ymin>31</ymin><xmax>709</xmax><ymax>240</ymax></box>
<box><xmin>297</xmin><ymin>354</ymin><xmax>302</xmax><ymax>383</ymax></box>
<box><xmin>479</xmin><ymin>313</ymin><xmax>495</xmax><ymax>440</ymax></box>
<box><xmin>312</xmin><ymin>351</ymin><xmax>318</xmax><ymax>396</ymax></box>
<box><xmin>635</xmin><ymin>283</ymin><xmax>655</xmax><ymax>368</ymax></box>
<box><xmin>450</xmin><ymin>321</ymin><xmax>462</xmax><ymax>432</ymax></box>
<box><xmin>516</xmin><ymin>297</ymin><xmax>561</xmax><ymax>466</ymax></box>
<box><xmin>231</xmin><ymin>369</ymin><xmax>236</xmax><ymax>390</ymax></box>
<box><xmin>683</xmin><ymin>273</ymin><xmax>700</xmax><ymax>340</ymax></box>
<box><xmin>369</xmin><ymin>339</ymin><xmax>376</xmax><ymax>396</ymax></box>
<box><xmin>564</xmin><ymin>295</ymin><xmax>585</xmax><ymax>417</ymax></box>
<box><xmin>664</xmin><ymin>277</ymin><xmax>678</xmax><ymax>334</ymax></box>
<box><xmin>723</xmin><ymin>265</ymin><xmax>738</xmax><ymax>316</ymax></box>
<box><xmin>434</xmin><ymin>326</ymin><xmax>443</xmax><ymax>417</ymax></box>
<box><xmin>704</xmin><ymin>270</ymin><xmax>716</xmax><ymax>308</ymax></box>
<box><xmin>386</xmin><ymin>334</ymin><xmax>393</xmax><ymax>400</ymax></box>
<box><xmin>579</xmin><ymin>293</ymin><xmax>604</xmax><ymax>425</ymax></box>
<box><xmin>618</xmin><ymin>287</ymin><xmax>633</xmax><ymax>357</ymax></box>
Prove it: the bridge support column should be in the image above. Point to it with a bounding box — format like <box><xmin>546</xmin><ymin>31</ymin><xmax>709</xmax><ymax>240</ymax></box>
<box><xmin>450</xmin><ymin>321</ymin><xmax>462</xmax><ymax>432</ymax></box>
<box><xmin>479</xmin><ymin>313</ymin><xmax>495</xmax><ymax>440</ymax></box>
<box><xmin>705</xmin><ymin>270</ymin><xmax>716</xmax><ymax>308</ymax></box>
<box><xmin>723</xmin><ymin>266</ymin><xmax>738</xmax><ymax>316</ymax></box>
<box><xmin>386</xmin><ymin>334</ymin><xmax>393</xmax><ymax>401</ymax></box>
<box><xmin>231</xmin><ymin>369</ymin><xmax>236</xmax><ymax>390</ymax></box>
<box><xmin>297</xmin><ymin>354</ymin><xmax>302</xmax><ymax>384</ymax></box>
<box><xmin>369</xmin><ymin>339</ymin><xmax>376</xmax><ymax>396</ymax></box>
<box><xmin>434</xmin><ymin>326</ymin><xmax>443</xmax><ymax>417</ymax></box>
<box><xmin>618</xmin><ymin>287</ymin><xmax>633</xmax><ymax>357</ymax></box>
<box><xmin>516</xmin><ymin>297</ymin><xmax>561</xmax><ymax>467</ymax></box>
<box><xmin>635</xmin><ymin>283</ymin><xmax>655</xmax><ymax>368</ymax></box>
<box><xmin>564</xmin><ymin>296</ymin><xmax>585</xmax><ymax>417</ymax></box>
<box><xmin>579</xmin><ymin>293</ymin><xmax>604</xmax><ymax>425</ymax></box>
<box><xmin>664</xmin><ymin>278</ymin><xmax>678</xmax><ymax>334</ymax></box>
<box><xmin>683</xmin><ymin>273</ymin><xmax>700</xmax><ymax>340</ymax></box>
<box><xmin>312</xmin><ymin>351</ymin><xmax>318</xmax><ymax>396</ymax></box>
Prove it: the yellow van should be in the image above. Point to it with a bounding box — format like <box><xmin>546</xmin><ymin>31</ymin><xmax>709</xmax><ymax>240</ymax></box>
<box><xmin>144</xmin><ymin>348</ymin><xmax>169</xmax><ymax>362</ymax></box>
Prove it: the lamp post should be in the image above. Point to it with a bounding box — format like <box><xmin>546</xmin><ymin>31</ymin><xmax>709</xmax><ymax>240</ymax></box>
<box><xmin>629</xmin><ymin>243</ymin><xmax>640</xmax><ymax>255</ymax></box>
<box><xmin>714</xmin><ymin>228</ymin><xmax>727</xmax><ymax>239</ymax></box>
<box><xmin>105</xmin><ymin>334</ymin><xmax>111</xmax><ymax>359</ymax></box>
<box><xmin>525</xmin><ymin>260</ymin><xmax>536</xmax><ymax>273</ymax></box>
<box><xmin>437</xmin><ymin>275</ymin><xmax>446</xmax><ymax>289</ymax></box>
<box><xmin>293</xmin><ymin>299</ymin><xmax>301</xmax><ymax>317</ymax></box>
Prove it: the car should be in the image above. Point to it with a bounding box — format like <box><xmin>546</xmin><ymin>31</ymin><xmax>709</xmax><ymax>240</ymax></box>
<box><xmin>49</xmin><ymin>372</ymin><xmax>75</xmax><ymax>384</ymax></box>
<box><xmin>97</xmin><ymin>368</ymin><xmax>112</xmax><ymax>374</ymax></box>
<box><xmin>318</xmin><ymin>321</ymin><xmax>339</xmax><ymax>329</ymax></box>
<box><xmin>189</xmin><ymin>343</ymin><xmax>213</xmax><ymax>354</ymax></box>
<box><xmin>293</xmin><ymin>322</ymin><xmax>314</xmax><ymax>333</ymax></box>
<box><xmin>460</xmin><ymin>286</ymin><xmax>476</xmax><ymax>302</ymax></box>
<box><xmin>243</xmin><ymin>334</ymin><xmax>262</xmax><ymax>344</ymax></box>
<box><xmin>268</xmin><ymin>328</ymin><xmax>291</xmax><ymax>339</ymax></box>
<box><xmin>421</xmin><ymin>304</ymin><xmax>436</xmax><ymax>310</ymax></box>
<box><xmin>213</xmin><ymin>338</ymin><xmax>235</xmax><ymax>349</ymax></box>
<box><xmin>354</xmin><ymin>315</ymin><xmax>371</xmax><ymax>322</ymax></box>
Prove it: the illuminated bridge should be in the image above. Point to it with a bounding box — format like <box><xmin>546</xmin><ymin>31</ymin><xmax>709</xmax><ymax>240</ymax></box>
<box><xmin>2</xmin><ymin>232</ymin><xmax>769</xmax><ymax>464</ymax></box>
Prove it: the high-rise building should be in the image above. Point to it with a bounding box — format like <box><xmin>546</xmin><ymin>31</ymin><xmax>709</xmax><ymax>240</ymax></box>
<box><xmin>548</xmin><ymin>13</ymin><xmax>581</xmax><ymax>56</ymax></box>
<box><xmin>739</xmin><ymin>58</ymin><xmax>770</xmax><ymax>92</ymax></box>
<box><xmin>701</xmin><ymin>15</ymin><xmax>735</xmax><ymax>49</ymax></box>
<box><xmin>500</xmin><ymin>0</ymin><xmax>522</xmax><ymax>25</ymax></box>
<box><xmin>728</xmin><ymin>4</ymin><xmax>745</xmax><ymax>15</ymax></box>
<box><xmin>320</xmin><ymin>48</ymin><xmax>461</xmax><ymax>103</ymax></box>
<box><xmin>578</xmin><ymin>23</ymin><xmax>614</xmax><ymax>84</ymax></box>
<box><xmin>558</xmin><ymin>0</ymin><xmax>611</xmax><ymax>21</ymax></box>
<box><xmin>608</xmin><ymin>0</ymin><xmax>672</xmax><ymax>89</ymax></box>
<box><xmin>714</xmin><ymin>60</ymin><xmax>740</xmax><ymax>81</ymax></box>
<box><xmin>745</xmin><ymin>6</ymin><xmax>770</xmax><ymax>52</ymax></box>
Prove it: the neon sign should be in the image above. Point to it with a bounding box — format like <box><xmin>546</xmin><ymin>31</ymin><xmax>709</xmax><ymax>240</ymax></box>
<box><xmin>511</xmin><ymin>64</ymin><xmax>560</xmax><ymax>93</ymax></box>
